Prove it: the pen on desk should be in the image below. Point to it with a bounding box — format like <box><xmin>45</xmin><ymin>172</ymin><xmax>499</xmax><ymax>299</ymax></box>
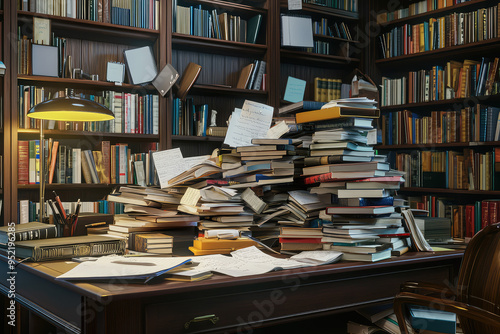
<box><xmin>85</xmin><ymin>222</ymin><xmax>107</xmax><ymax>228</ymax></box>
<box><xmin>111</xmin><ymin>261</ymin><xmax>156</xmax><ymax>266</ymax></box>
<box><xmin>53</xmin><ymin>191</ymin><xmax>67</xmax><ymax>219</ymax></box>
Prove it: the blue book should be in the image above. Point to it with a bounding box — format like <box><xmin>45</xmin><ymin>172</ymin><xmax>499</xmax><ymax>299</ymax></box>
<box><xmin>409</xmin><ymin>306</ymin><xmax>456</xmax><ymax>334</ymax></box>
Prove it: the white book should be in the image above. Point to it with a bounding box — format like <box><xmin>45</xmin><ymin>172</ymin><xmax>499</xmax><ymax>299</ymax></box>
<box><xmin>19</xmin><ymin>200</ymin><xmax>29</xmax><ymax>224</ymax></box>
<box><xmin>119</xmin><ymin>145</ymin><xmax>128</xmax><ymax>184</ymax></box>
<box><xmin>153</xmin><ymin>95</ymin><xmax>159</xmax><ymax>135</ymax></box>
<box><xmin>130</xmin><ymin>94</ymin><xmax>136</xmax><ymax>134</ymax></box>
<box><xmin>72</xmin><ymin>148</ymin><xmax>81</xmax><ymax>184</ymax></box>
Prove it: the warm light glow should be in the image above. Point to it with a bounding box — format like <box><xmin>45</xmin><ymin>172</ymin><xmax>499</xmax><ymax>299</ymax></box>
<box><xmin>27</xmin><ymin>96</ymin><xmax>115</xmax><ymax>121</ymax></box>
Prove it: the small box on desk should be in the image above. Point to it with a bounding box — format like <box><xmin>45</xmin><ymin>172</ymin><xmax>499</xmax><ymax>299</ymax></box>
<box><xmin>422</xmin><ymin>172</ymin><xmax>446</xmax><ymax>188</ymax></box>
<box><xmin>73</xmin><ymin>213</ymin><xmax>114</xmax><ymax>236</ymax></box>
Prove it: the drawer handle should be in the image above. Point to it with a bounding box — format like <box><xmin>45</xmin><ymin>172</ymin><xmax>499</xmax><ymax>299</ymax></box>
<box><xmin>185</xmin><ymin>314</ymin><xmax>219</xmax><ymax>329</ymax></box>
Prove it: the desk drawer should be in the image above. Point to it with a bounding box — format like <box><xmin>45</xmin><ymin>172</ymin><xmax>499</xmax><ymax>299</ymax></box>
<box><xmin>144</xmin><ymin>264</ymin><xmax>451</xmax><ymax>333</ymax></box>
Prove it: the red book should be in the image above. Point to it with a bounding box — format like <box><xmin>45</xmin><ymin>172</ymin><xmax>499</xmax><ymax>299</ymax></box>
<box><xmin>489</xmin><ymin>201</ymin><xmax>500</xmax><ymax>225</ymax></box>
<box><xmin>481</xmin><ymin>201</ymin><xmax>490</xmax><ymax>229</ymax></box>
<box><xmin>279</xmin><ymin>238</ymin><xmax>323</xmax><ymax>244</ymax></box>
<box><xmin>465</xmin><ymin>204</ymin><xmax>474</xmax><ymax>238</ymax></box>
<box><xmin>18</xmin><ymin>140</ymin><xmax>29</xmax><ymax>185</ymax></box>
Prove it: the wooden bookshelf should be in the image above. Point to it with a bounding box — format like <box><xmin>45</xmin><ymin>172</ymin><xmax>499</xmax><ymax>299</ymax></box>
<box><xmin>380</xmin><ymin>94</ymin><xmax>500</xmax><ymax>111</ymax></box>
<box><xmin>399</xmin><ymin>187</ymin><xmax>500</xmax><ymax>196</ymax></box>
<box><xmin>378</xmin><ymin>0</ymin><xmax>490</xmax><ymax>27</ymax></box>
<box><xmin>172</xmin><ymin>135</ymin><xmax>225</xmax><ymax>142</ymax></box>
<box><xmin>172</xmin><ymin>33</ymin><xmax>268</xmax><ymax>55</ymax></box>
<box><xmin>17</xmin><ymin>129</ymin><xmax>160</xmax><ymax>141</ymax></box>
<box><xmin>190</xmin><ymin>84</ymin><xmax>268</xmax><ymax>96</ymax></box>
<box><xmin>376</xmin><ymin>37</ymin><xmax>500</xmax><ymax>65</ymax></box>
<box><xmin>281</xmin><ymin>3</ymin><xmax>359</xmax><ymax>20</ymax></box>
<box><xmin>313</xmin><ymin>34</ymin><xmax>360</xmax><ymax>44</ymax></box>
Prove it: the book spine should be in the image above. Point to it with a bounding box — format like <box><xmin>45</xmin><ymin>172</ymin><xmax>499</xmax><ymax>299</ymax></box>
<box><xmin>14</xmin><ymin>225</ymin><xmax>58</xmax><ymax>241</ymax></box>
<box><xmin>31</xmin><ymin>239</ymin><xmax>126</xmax><ymax>261</ymax></box>
<box><xmin>303</xmin><ymin>172</ymin><xmax>335</xmax><ymax>185</ymax></box>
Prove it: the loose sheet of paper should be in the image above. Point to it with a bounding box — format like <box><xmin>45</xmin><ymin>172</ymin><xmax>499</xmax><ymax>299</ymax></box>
<box><xmin>267</xmin><ymin>120</ymin><xmax>290</xmax><ymax>139</ymax></box>
<box><xmin>288</xmin><ymin>0</ymin><xmax>302</xmax><ymax>10</ymax></box>
<box><xmin>152</xmin><ymin>148</ymin><xmax>187</xmax><ymax>188</ymax></box>
<box><xmin>224</xmin><ymin>101</ymin><xmax>274</xmax><ymax>147</ymax></box>
<box><xmin>283</xmin><ymin>76</ymin><xmax>306</xmax><ymax>103</ymax></box>
<box><xmin>184</xmin><ymin>155</ymin><xmax>212</xmax><ymax>169</ymax></box>
<box><xmin>180</xmin><ymin>187</ymin><xmax>201</xmax><ymax>206</ymax></box>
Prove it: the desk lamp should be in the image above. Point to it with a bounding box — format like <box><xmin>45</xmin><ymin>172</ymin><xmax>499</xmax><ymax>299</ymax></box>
<box><xmin>27</xmin><ymin>96</ymin><xmax>115</xmax><ymax>222</ymax></box>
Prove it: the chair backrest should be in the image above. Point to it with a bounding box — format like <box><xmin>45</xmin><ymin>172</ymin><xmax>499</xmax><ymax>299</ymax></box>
<box><xmin>457</xmin><ymin>223</ymin><xmax>500</xmax><ymax>333</ymax></box>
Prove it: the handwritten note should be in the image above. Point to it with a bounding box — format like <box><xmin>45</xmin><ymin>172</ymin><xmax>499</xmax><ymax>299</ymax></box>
<box><xmin>180</xmin><ymin>187</ymin><xmax>201</xmax><ymax>206</ymax></box>
<box><xmin>283</xmin><ymin>76</ymin><xmax>306</xmax><ymax>103</ymax></box>
<box><xmin>152</xmin><ymin>148</ymin><xmax>187</xmax><ymax>188</ymax></box>
<box><xmin>224</xmin><ymin>100</ymin><xmax>274</xmax><ymax>147</ymax></box>
<box><xmin>288</xmin><ymin>0</ymin><xmax>302</xmax><ymax>10</ymax></box>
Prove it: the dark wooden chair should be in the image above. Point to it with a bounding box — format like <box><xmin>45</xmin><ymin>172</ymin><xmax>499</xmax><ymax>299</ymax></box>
<box><xmin>393</xmin><ymin>223</ymin><xmax>500</xmax><ymax>333</ymax></box>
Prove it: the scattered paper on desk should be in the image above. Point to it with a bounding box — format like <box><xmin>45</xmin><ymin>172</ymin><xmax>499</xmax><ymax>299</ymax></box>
<box><xmin>56</xmin><ymin>255</ymin><xmax>192</xmax><ymax>281</ymax></box>
<box><xmin>284</xmin><ymin>76</ymin><xmax>306</xmax><ymax>103</ymax></box>
<box><xmin>152</xmin><ymin>148</ymin><xmax>187</xmax><ymax>188</ymax></box>
<box><xmin>224</xmin><ymin>100</ymin><xmax>274</xmax><ymax>147</ymax></box>
<box><xmin>266</xmin><ymin>121</ymin><xmax>289</xmax><ymax>139</ymax></box>
<box><xmin>288</xmin><ymin>0</ymin><xmax>302</xmax><ymax>10</ymax></box>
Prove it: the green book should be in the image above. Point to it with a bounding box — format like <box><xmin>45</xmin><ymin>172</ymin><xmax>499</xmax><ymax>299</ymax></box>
<box><xmin>14</xmin><ymin>235</ymin><xmax>126</xmax><ymax>262</ymax></box>
<box><xmin>0</xmin><ymin>222</ymin><xmax>59</xmax><ymax>244</ymax></box>
<box><xmin>247</xmin><ymin>14</ymin><xmax>262</xmax><ymax>44</ymax></box>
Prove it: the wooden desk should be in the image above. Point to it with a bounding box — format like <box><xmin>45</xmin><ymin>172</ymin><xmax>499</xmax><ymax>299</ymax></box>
<box><xmin>0</xmin><ymin>251</ymin><xmax>462</xmax><ymax>334</ymax></box>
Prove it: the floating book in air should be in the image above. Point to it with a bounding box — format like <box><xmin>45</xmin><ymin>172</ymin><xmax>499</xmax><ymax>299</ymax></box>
<box><xmin>296</xmin><ymin>106</ymin><xmax>380</xmax><ymax>124</ymax></box>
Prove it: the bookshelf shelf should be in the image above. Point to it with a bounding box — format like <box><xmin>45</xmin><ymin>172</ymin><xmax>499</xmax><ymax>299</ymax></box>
<box><xmin>172</xmin><ymin>135</ymin><xmax>225</xmax><ymax>142</ymax></box>
<box><xmin>180</xmin><ymin>0</ymin><xmax>267</xmax><ymax>14</ymax></box>
<box><xmin>281</xmin><ymin>3</ymin><xmax>359</xmax><ymax>20</ymax></box>
<box><xmin>380</xmin><ymin>94</ymin><xmax>500</xmax><ymax>111</ymax></box>
<box><xmin>376</xmin><ymin>37</ymin><xmax>500</xmax><ymax>65</ymax></box>
<box><xmin>378</xmin><ymin>0</ymin><xmax>489</xmax><ymax>28</ymax></box>
<box><xmin>18</xmin><ymin>11</ymin><xmax>160</xmax><ymax>43</ymax></box>
<box><xmin>190</xmin><ymin>84</ymin><xmax>268</xmax><ymax>96</ymax></box>
<box><xmin>313</xmin><ymin>34</ymin><xmax>360</xmax><ymax>44</ymax></box>
<box><xmin>18</xmin><ymin>184</ymin><xmax>121</xmax><ymax>190</ymax></box>
<box><xmin>17</xmin><ymin>129</ymin><xmax>160</xmax><ymax>141</ymax></box>
<box><xmin>17</xmin><ymin>75</ymin><xmax>157</xmax><ymax>93</ymax></box>
<box><xmin>172</xmin><ymin>33</ymin><xmax>268</xmax><ymax>55</ymax></box>
<box><xmin>280</xmin><ymin>49</ymin><xmax>360</xmax><ymax>66</ymax></box>
<box><xmin>376</xmin><ymin>141</ymin><xmax>500</xmax><ymax>150</ymax></box>
<box><xmin>399</xmin><ymin>187</ymin><xmax>500</xmax><ymax>196</ymax></box>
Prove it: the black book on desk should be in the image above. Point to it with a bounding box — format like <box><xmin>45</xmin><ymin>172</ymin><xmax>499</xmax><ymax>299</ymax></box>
<box><xmin>14</xmin><ymin>235</ymin><xmax>126</xmax><ymax>261</ymax></box>
<box><xmin>0</xmin><ymin>222</ymin><xmax>59</xmax><ymax>244</ymax></box>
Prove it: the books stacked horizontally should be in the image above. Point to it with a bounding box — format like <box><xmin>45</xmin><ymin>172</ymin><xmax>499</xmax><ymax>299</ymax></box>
<box><xmin>321</xmin><ymin>205</ymin><xmax>405</xmax><ymax>262</ymax></box>
<box><xmin>106</xmin><ymin>186</ymin><xmax>199</xmax><ymax>247</ymax></box>
<box><xmin>134</xmin><ymin>233</ymin><xmax>174</xmax><ymax>254</ymax></box>
<box><xmin>222</xmin><ymin>138</ymin><xmax>305</xmax><ymax>188</ymax></box>
<box><xmin>279</xmin><ymin>226</ymin><xmax>324</xmax><ymax>251</ymax></box>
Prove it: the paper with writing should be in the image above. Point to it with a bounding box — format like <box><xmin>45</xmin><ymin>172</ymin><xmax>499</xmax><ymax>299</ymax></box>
<box><xmin>224</xmin><ymin>100</ymin><xmax>274</xmax><ymax>147</ymax></box>
<box><xmin>287</xmin><ymin>0</ymin><xmax>302</xmax><ymax>10</ymax></box>
<box><xmin>152</xmin><ymin>148</ymin><xmax>187</xmax><ymax>188</ymax></box>
<box><xmin>184</xmin><ymin>155</ymin><xmax>212</xmax><ymax>169</ymax></box>
<box><xmin>180</xmin><ymin>187</ymin><xmax>201</xmax><ymax>206</ymax></box>
<box><xmin>266</xmin><ymin>121</ymin><xmax>290</xmax><ymax>139</ymax></box>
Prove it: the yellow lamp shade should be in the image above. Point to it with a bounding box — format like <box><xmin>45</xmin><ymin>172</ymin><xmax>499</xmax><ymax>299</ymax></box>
<box><xmin>27</xmin><ymin>96</ymin><xmax>115</xmax><ymax>122</ymax></box>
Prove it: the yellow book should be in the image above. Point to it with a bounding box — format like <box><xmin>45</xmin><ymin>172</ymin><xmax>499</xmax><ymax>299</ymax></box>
<box><xmin>295</xmin><ymin>106</ymin><xmax>380</xmax><ymax>124</ymax></box>
<box><xmin>192</xmin><ymin>237</ymin><xmax>257</xmax><ymax>250</ymax></box>
<box><xmin>419</xmin><ymin>23</ymin><xmax>425</xmax><ymax>52</ymax></box>
<box><xmin>314</xmin><ymin>77</ymin><xmax>321</xmax><ymax>102</ymax></box>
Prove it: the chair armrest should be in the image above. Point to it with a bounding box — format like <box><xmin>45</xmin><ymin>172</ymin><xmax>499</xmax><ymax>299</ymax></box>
<box><xmin>400</xmin><ymin>281</ymin><xmax>457</xmax><ymax>299</ymax></box>
<box><xmin>393</xmin><ymin>291</ymin><xmax>500</xmax><ymax>334</ymax></box>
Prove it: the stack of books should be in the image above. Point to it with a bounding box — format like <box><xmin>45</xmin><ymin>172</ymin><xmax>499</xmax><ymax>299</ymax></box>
<box><xmin>279</xmin><ymin>226</ymin><xmax>325</xmax><ymax>251</ymax></box>
<box><xmin>134</xmin><ymin>233</ymin><xmax>174</xmax><ymax>254</ymax></box>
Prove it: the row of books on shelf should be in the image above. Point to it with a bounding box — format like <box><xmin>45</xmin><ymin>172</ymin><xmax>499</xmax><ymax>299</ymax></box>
<box><xmin>313</xmin><ymin>18</ymin><xmax>353</xmax><ymax>40</ymax></box>
<box><xmin>378</xmin><ymin>4</ymin><xmax>499</xmax><ymax>59</ymax></box>
<box><xmin>236</xmin><ymin>60</ymin><xmax>266</xmax><ymax>90</ymax></box>
<box><xmin>377</xmin><ymin>0</ymin><xmax>474</xmax><ymax>24</ymax></box>
<box><xmin>18</xmin><ymin>34</ymin><xmax>69</xmax><ymax>77</ymax></box>
<box><xmin>18</xmin><ymin>140</ymin><xmax>159</xmax><ymax>186</ymax></box>
<box><xmin>393</xmin><ymin>147</ymin><xmax>499</xmax><ymax>191</ymax></box>
<box><xmin>381</xmin><ymin>106</ymin><xmax>500</xmax><ymax>145</ymax></box>
<box><xmin>174</xmin><ymin>4</ymin><xmax>262</xmax><ymax>44</ymax></box>
<box><xmin>19</xmin><ymin>87</ymin><xmax>160</xmax><ymax>135</ymax></box>
<box><xmin>380</xmin><ymin>57</ymin><xmax>500</xmax><ymax>106</ymax></box>
<box><xmin>19</xmin><ymin>0</ymin><xmax>160</xmax><ymax>29</ymax></box>
<box><xmin>171</xmin><ymin>98</ymin><xmax>209</xmax><ymax>137</ymax></box>
<box><xmin>302</xmin><ymin>0</ymin><xmax>358</xmax><ymax>12</ymax></box>
<box><xmin>18</xmin><ymin>199</ymin><xmax>125</xmax><ymax>224</ymax></box>
<box><xmin>408</xmin><ymin>195</ymin><xmax>500</xmax><ymax>238</ymax></box>
<box><xmin>313</xmin><ymin>77</ymin><xmax>345</xmax><ymax>102</ymax></box>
